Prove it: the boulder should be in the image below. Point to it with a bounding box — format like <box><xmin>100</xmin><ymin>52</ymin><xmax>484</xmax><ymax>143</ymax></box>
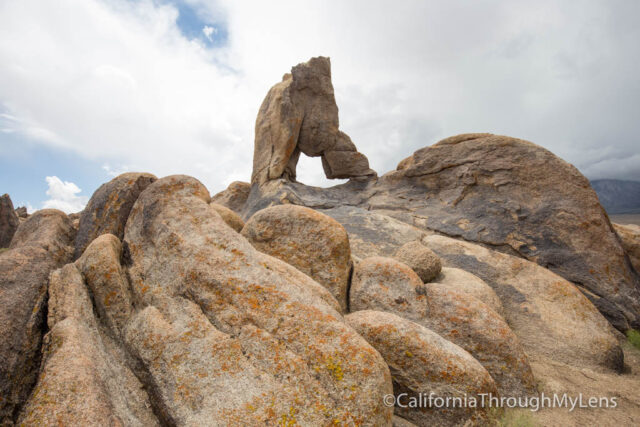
<box><xmin>614</xmin><ymin>223</ymin><xmax>640</xmax><ymax>273</ymax></box>
<box><xmin>122</xmin><ymin>175</ymin><xmax>393</xmax><ymax>425</ymax></box>
<box><xmin>423</xmin><ymin>234</ymin><xmax>624</xmax><ymax>371</ymax></box>
<box><xmin>349</xmin><ymin>256</ymin><xmax>535</xmax><ymax>397</ymax></box>
<box><xmin>375</xmin><ymin>134</ymin><xmax>640</xmax><ymax>331</ymax></box>
<box><xmin>74</xmin><ymin>172</ymin><xmax>156</xmax><ymax>259</ymax></box>
<box><xmin>242</xmin><ymin>204</ymin><xmax>352</xmax><ymax>312</ymax></box>
<box><xmin>0</xmin><ymin>194</ymin><xmax>19</xmax><ymax>247</ymax></box>
<box><xmin>393</xmin><ymin>241</ymin><xmax>442</xmax><ymax>282</ymax></box>
<box><xmin>346</xmin><ymin>310</ymin><xmax>497</xmax><ymax>426</ymax></box>
<box><xmin>19</xmin><ymin>262</ymin><xmax>159</xmax><ymax>426</ymax></box>
<box><xmin>76</xmin><ymin>234</ymin><xmax>134</xmax><ymax>335</ymax></box>
<box><xmin>251</xmin><ymin>56</ymin><xmax>374</xmax><ymax>186</ymax></box>
<box><xmin>432</xmin><ymin>267</ymin><xmax>504</xmax><ymax>316</ymax></box>
<box><xmin>210</xmin><ymin>181</ymin><xmax>251</xmax><ymax>214</ymax></box>
<box><xmin>210</xmin><ymin>202</ymin><xmax>245</xmax><ymax>232</ymax></box>
<box><xmin>0</xmin><ymin>210</ymin><xmax>75</xmax><ymax>423</ymax></box>
<box><xmin>14</xmin><ymin>206</ymin><xmax>28</xmax><ymax>219</ymax></box>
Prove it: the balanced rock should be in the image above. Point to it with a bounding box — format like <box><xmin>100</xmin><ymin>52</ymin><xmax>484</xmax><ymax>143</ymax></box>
<box><xmin>614</xmin><ymin>223</ymin><xmax>640</xmax><ymax>273</ymax></box>
<box><xmin>121</xmin><ymin>175</ymin><xmax>392</xmax><ymax>425</ymax></box>
<box><xmin>74</xmin><ymin>172</ymin><xmax>156</xmax><ymax>259</ymax></box>
<box><xmin>0</xmin><ymin>209</ymin><xmax>75</xmax><ymax>423</ymax></box>
<box><xmin>346</xmin><ymin>310</ymin><xmax>497</xmax><ymax>426</ymax></box>
<box><xmin>393</xmin><ymin>240</ymin><xmax>442</xmax><ymax>282</ymax></box>
<box><xmin>210</xmin><ymin>181</ymin><xmax>251</xmax><ymax>214</ymax></box>
<box><xmin>0</xmin><ymin>193</ymin><xmax>19</xmax><ymax>247</ymax></box>
<box><xmin>432</xmin><ymin>267</ymin><xmax>504</xmax><ymax>316</ymax></box>
<box><xmin>242</xmin><ymin>204</ymin><xmax>352</xmax><ymax>312</ymax></box>
<box><xmin>350</xmin><ymin>256</ymin><xmax>536</xmax><ymax>397</ymax></box>
<box><xmin>424</xmin><ymin>234</ymin><xmax>624</xmax><ymax>371</ymax></box>
<box><xmin>251</xmin><ymin>56</ymin><xmax>375</xmax><ymax>186</ymax></box>
<box><xmin>210</xmin><ymin>202</ymin><xmax>245</xmax><ymax>232</ymax></box>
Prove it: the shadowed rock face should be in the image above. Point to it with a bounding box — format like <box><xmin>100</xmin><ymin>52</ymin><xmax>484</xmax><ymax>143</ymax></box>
<box><xmin>0</xmin><ymin>194</ymin><xmax>19</xmax><ymax>248</ymax></box>
<box><xmin>245</xmin><ymin>129</ymin><xmax>640</xmax><ymax>332</ymax></box>
<box><xmin>251</xmin><ymin>56</ymin><xmax>375</xmax><ymax>186</ymax></box>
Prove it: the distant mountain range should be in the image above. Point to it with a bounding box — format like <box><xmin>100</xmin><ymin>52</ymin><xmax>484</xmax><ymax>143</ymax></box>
<box><xmin>591</xmin><ymin>179</ymin><xmax>640</xmax><ymax>214</ymax></box>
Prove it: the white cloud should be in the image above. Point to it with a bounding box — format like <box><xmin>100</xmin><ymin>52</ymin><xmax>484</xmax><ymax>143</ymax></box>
<box><xmin>202</xmin><ymin>25</ymin><xmax>217</xmax><ymax>41</ymax></box>
<box><xmin>42</xmin><ymin>176</ymin><xmax>88</xmax><ymax>213</ymax></box>
<box><xmin>1</xmin><ymin>0</ymin><xmax>639</xmax><ymax>197</ymax></box>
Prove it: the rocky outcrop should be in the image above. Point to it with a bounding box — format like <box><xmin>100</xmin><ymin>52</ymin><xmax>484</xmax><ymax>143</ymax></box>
<box><xmin>346</xmin><ymin>310</ymin><xmax>497</xmax><ymax>426</ymax></box>
<box><xmin>18</xmin><ymin>175</ymin><xmax>395</xmax><ymax>425</ymax></box>
<box><xmin>423</xmin><ymin>234</ymin><xmax>624</xmax><ymax>371</ymax></box>
<box><xmin>210</xmin><ymin>181</ymin><xmax>251</xmax><ymax>214</ymax></box>
<box><xmin>393</xmin><ymin>241</ymin><xmax>442</xmax><ymax>283</ymax></box>
<box><xmin>245</xmin><ymin>131</ymin><xmax>640</xmax><ymax>332</ymax></box>
<box><xmin>120</xmin><ymin>175</ymin><xmax>393</xmax><ymax>425</ymax></box>
<box><xmin>74</xmin><ymin>172</ymin><xmax>156</xmax><ymax>259</ymax></box>
<box><xmin>242</xmin><ymin>204</ymin><xmax>352</xmax><ymax>312</ymax></box>
<box><xmin>6</xmin><ymin>57</ymin><xmax>640</xmax><ymax>426</ymax></box>
<box><xmin>210</xmin><ymin>202</ymin><xmax>245</xmax><ymax>232</ymax></box>
<box><xmin>322</xmin><ymin>206</ymin><xmax>623</xmax><ymax>371</ymax></box>
<box><xmin>251</xmin><ymin>57</ymin><xmax>375</xmax><ymax>186</ymax></box>
<box><xmin>349</xmin><ymin>256</ymin><xmax>535</xmax><ymax>397</ymax></box>
<box><xmin>614</xmin><ymin>223</ymin><xmax>640</xmax><ymax>273</ymax></box>
<box><xmin>381</xmin><ymin>134</ymin><xmax>640</xmax><ymax>332</ymax></box>
<box><xmin>0</xmin><ymin>210</ymin><xmax>75</xmax><ymax>423</ymax></box>
<box><xmin>0</xmin><ymin>194</ymin><xmax>19</xmax><ymax>247</ymax></box>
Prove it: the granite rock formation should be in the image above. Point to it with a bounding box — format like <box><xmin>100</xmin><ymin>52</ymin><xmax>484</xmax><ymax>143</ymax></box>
<box><xmin>2</xmin><ymin>57</ymin><xmax>640</xmax><ymax>426</ymax></box>
<box><xmin>244</xmin><ymin>80</ymin><xmax>640</xmax><ymax>332</ymax></box>
<box><xmin>251</xmin><ymin>56</ymin><xmax>375</xmax><ymax>186</ymax></box>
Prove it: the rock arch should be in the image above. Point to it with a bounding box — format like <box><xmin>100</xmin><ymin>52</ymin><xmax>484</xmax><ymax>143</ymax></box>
<box><xmin>251</xmin><ymin>57</ymin><xmax>376</xmax><ymax>185</ymax></box>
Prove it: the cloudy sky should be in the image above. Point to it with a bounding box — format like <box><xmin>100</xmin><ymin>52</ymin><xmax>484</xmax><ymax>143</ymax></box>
<box><xmin>1</xmin><ymin>0</ymin><xmax>639</xmax><ymax>213</ymax></box>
